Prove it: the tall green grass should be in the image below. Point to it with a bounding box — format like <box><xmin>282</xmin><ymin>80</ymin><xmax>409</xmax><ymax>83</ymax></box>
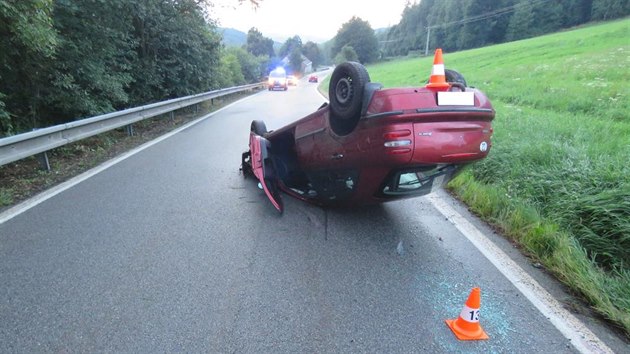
<box><xmin>368</xmin><ymin>19</ymin><xmax>630</xmax><ymax>334</ymax></box>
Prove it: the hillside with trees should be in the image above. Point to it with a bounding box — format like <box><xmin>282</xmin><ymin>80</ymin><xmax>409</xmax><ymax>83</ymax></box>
<box><xmin>383</xmin><ymin>0</ymin><xmax>630</xmax><ymax>57</ymax></box>
<box><xmin>219</xmin><ymin>27</ymin><xmax>248</xmax><ymax>47</ymax></box>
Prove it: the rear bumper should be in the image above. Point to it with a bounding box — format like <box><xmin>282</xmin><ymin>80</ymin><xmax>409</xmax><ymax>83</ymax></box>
<box><xmin>268</xmin><ymin>81</ymin><xmax>287</xmax><ymax>90</ymax></box>
<box><xmin>360</xmin><ymin>109</ymin><xmax>494</xmax><ymax>167</ymax></box>
<box><xmin>411</xmin><ymin>119</ymin><xmax>492</xmax><ymax>164</ymax></box>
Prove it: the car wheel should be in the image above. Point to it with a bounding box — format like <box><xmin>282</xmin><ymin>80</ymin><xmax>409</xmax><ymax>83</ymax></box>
<box><xmin>251</xmin><ymin>120</ymin><xmax>267</xmax><ymax>136</ymax></box>
<box><xmin>329</xmin><ymin>61</ymin><xmax>370</xmax><ymax>135</ymax></box>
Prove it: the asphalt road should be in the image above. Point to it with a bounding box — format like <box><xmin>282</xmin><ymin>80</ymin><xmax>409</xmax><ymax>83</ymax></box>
<box><xmin>0</xmin><ymin>72</ymin><xmax>626</xmax><ymax>353</ymax></box>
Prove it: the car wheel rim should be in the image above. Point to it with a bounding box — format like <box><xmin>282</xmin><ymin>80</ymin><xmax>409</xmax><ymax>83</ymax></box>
<box><xmin>335</xmin><ymin>77</ymin><xmax>353</xmax><ymax>105</ymax></box>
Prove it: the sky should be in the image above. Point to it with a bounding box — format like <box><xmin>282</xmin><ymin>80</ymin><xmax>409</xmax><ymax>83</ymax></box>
<box><xmin>209</xmin><ymin>0</ymin><xmax>411</xmax><ymax>43</ymax></box>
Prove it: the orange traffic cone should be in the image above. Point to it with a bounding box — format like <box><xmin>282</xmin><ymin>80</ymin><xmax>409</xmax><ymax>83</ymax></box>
<box><xmin>425</xmin><ymin>48</ymin><xmax>451</xmax><ymax>91</ymax></box>
<box><xmin>445</xmin><ymin>287</ymin><xmax>489</xmax><ymax>340</ymax></box>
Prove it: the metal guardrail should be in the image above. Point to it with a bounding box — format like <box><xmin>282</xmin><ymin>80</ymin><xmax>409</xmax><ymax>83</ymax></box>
<box><xmin>0</xmin><ymin>83</ymin><xmax>264</xmax><ymax>167</ymax></box>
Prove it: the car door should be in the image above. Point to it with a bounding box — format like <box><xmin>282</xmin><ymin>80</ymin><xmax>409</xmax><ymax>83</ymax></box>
<box><xmin>294</xmin><ymin>112</ymin><xmax>346</xmax><ymax>170</ymax></box>
<box><xmin>294</xmin><ymin>112</ymin><xmax>361</xmax><ymax>202</ymax></box>
<box><xmin>249</xmin><ymin>133</ymin><xmax>283</xmax><ymax>212</ymax></box>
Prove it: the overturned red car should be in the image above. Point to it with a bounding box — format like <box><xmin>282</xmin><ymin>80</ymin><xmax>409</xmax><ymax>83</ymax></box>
<box><xmin>241</xmin><ymin>49</ymin><xmax>494</xmax><ymax>213</ymax></box>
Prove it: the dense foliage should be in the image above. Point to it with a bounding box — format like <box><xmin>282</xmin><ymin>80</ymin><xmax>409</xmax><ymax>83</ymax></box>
<box><xmin>331</xmin><ymin>17</ymin><xmax>379</xmax><ymax>64</ymax></box>
<box><xmin>246</xmin><ymin>27</ymin><xmax>274</xmax><ymax>57</ymax></box>
<box><xmin>0</xmin><ymin>0</ymin><xmax>57</xmax><ymax>134</ymax></box>
<box><xmin>334</xmin><ymin>45</ymin><xmax>359</xmax><ymax>64</ymax></box>
<box><xmin>383</xmin><ymin>0</ymin><xmax>630</xmax><ymax>57</ymax></box>
<box><xmin>302</xmin><ymin>41</ymin><xmax>323</xmax><ymax>71</ymax></box>
<box><xmin>273</xmin><ymin>35</ymin><xmax>324</xmax><ymax>75</ymax></box>
<box><xmin>0</xmin><ymin>0</ymin><xmax>261</xmax><ymax>137</ymax></box>
<box><xmin>278</xmin><ymin>35</ymin><xmax>302</xmax><ymax>59</ymax></box>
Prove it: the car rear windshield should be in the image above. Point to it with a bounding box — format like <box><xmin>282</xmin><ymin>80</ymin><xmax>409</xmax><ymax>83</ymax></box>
<box><xmin>381</xmin><ymin>165</ymin><xmax>459</xmax><ymax>197</ymax></box>
<box><xmin>270</xmin><ymin>71</ymin><xmax>286</xmax><ymax>78</ymax></box>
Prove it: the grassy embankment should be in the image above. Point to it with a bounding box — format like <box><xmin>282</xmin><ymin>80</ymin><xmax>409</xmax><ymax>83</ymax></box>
<box><xmin>367</xmin><ymin>19</ymin><xmax>629</xmax><ymax>334</ymax></box>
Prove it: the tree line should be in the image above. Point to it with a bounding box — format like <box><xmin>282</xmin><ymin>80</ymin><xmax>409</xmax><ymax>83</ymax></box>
<box><xmin>262</xmin><ymin>15</ymin><xmax>381</xmax><ymax>74</ymax></box>
<box><xmin>0</xmin><ymin>0</ymin><xmax>333</xmax><ymax>137</ymax></box>
<box><xmin>250</xmin><ymin>31</ymin><xmax>324</xmax><ymax>75</ymax></box>
<box><xmin>382</xmin><ymin>0</ymin><xmax>630</xmax><ymax>57</ymax></box>
<box><xmin>0</xmin><ymin>0</ymin><xmax>267</xmax><ymax>137</ymax></box>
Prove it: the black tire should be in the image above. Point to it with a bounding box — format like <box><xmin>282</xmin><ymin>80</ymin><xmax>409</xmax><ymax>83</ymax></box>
<box><xmin>251</xmin><ymin>120</ymin><xmax>267</xmax><ymax>136</ymax></box>
<box><xmin>445</xmin><ymin>69</ymin><xmax>467</xmax><ymax>87</ymax></box>
<box><xmin>329</xmin><ymin>62</ymin><xmax>370</xmax><ymax>135</ymax></box>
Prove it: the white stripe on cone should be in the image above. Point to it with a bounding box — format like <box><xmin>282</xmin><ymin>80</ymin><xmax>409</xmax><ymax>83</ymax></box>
<box><xmin>432</xmin><ymin>63</ymin><xmax>445</xmax><ymax>75</ymax></box>
<box><xmin>458</xmin><ymin>304</ymin><xmax>480</xmax><ymax>323</ymax></box>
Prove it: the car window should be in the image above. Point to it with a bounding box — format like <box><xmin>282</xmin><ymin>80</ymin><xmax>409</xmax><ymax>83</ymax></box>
<box><xmin>270</xmin><ymin>71</ymin><xmax>286</xmax><ymax>78</ymax></box>
<box><xmin>382</xmin><ymin>165</ymin><xmax>457</xmax><ymax>196</ymax></box>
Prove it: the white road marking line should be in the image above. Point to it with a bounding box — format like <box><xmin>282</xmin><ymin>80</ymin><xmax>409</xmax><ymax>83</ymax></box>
<box><xmin>0</xmin><ymin>96</ymin><xmax>258</xmax><ymax>225</ymax></box>
<box><xmin>428</xmin><ymin>194</ymin><xmax>613</xmax><ymax>354</ymax></box>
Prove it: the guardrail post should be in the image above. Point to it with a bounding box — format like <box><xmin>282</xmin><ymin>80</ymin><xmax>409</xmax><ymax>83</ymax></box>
<box><xmin>30</xmin><ymin>128</ymin><xmax>51</xmax><ymax>172</ymax></box>
<box><xmin>126</xmin><ymin>124</ymin><xmax>134</xmax><ymax>136</ymax></box>
<box><xmin>37</xmin><ymin>151</ymin><xmax>51</xmax><ymax>172</ymax></box>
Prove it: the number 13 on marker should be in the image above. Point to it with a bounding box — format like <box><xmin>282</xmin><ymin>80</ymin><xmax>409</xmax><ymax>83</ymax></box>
<box><xmin>459</xmin><ymin>305</ymin><xmax>480</xmax><ymax>323</ymax></box>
